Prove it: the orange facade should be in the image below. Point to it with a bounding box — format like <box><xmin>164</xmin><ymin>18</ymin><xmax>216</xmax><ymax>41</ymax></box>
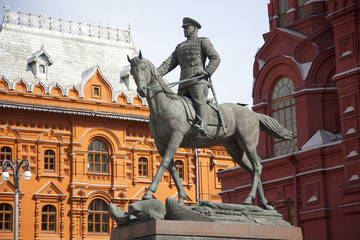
<box><xmin>0</xmin><ymin>10</ymin><xmax>235</xmax><ymax>240</ymax></box>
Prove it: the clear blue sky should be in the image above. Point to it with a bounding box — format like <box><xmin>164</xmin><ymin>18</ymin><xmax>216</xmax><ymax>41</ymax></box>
<box><xmin>0</xmin><ymin>0</ymin><xmax>270</xmax><ymax>106</ymax></box>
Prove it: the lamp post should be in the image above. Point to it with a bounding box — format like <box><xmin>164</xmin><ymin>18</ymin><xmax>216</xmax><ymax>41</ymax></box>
<box><xmin>1</xmin><ymin>159</ymin><xmax>31</xmax><ymax>240</ymax></box>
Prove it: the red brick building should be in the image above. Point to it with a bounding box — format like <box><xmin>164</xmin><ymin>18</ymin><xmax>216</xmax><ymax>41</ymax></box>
<box><xmin>218</xmin><ymin>1</ymin><xmax>360</xmax><ymax>239</ymax></box>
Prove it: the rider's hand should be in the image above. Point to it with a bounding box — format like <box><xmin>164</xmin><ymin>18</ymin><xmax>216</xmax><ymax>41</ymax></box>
<box><xmin>196</xmin><ymin>70</ymin><xmax>210</xmax><ymax>77</ymax></box>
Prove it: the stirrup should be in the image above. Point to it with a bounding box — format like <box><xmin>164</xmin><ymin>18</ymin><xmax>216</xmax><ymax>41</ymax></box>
<box><xmin>193</xmin><ymin>120</ymin><xmax>209</xmax><ymax>137</ymax></box>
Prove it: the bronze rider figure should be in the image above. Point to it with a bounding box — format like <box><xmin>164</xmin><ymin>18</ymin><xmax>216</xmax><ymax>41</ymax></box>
<box><xmin>157</xmin><ymin>17</ymin><xmax>221</xmax><ymax>135</ymax></box>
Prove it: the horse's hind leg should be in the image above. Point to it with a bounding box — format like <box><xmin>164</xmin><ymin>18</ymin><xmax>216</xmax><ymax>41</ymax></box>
<box><xmin>224</xmin><ymin>141</ymin><xmax>253</xmax><ymax>199</ymax></box>
<box><xmin>256</xmin><ymin>177</ymin><xmax>273</xmax><ymax>209</ymax></box>
<box><xmin>243</xmin><ymin>149</ymin><xmax>273</xmax><ymax>209</ymax></box>
<box><xmin>242</xmin><ymin>148</ymin><xmax>261</xmax><ymax>205</ymax></box>
<box><xmin>225</xmin><ymin>140</ymin><xmax>272</xmax><ymax>209</ymax></box>
<box><xmin>233</xmin><ymin>134</ymin><xmax>264</xmax><ymax>205</ymax></box>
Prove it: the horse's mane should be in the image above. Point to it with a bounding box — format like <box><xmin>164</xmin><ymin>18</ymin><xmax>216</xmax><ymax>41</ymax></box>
<box><xmin>132</xmin><ymin>57</ymin><xmax>180</xmax><ymax>100</ymax></box>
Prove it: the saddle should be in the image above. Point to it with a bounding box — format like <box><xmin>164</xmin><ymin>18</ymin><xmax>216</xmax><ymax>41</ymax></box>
<box><xmin>180</xmin><ymin>96</ymin><xmax>227</xmax><ymax>138</ymax></box>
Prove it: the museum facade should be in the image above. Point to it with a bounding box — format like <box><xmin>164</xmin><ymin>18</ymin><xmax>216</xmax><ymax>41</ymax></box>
<box><xmin>218</xmin><ymin>1</ymin><xmax>360</xmax><ymax>239</ymax></box>
<box><xmin>0</xmin><ymin>9</ymin><xmax>234</xmax><ymax>240</ymax></box>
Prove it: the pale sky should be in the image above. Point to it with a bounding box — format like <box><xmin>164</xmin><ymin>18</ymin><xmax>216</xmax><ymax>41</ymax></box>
<box><xmin>0</xmin><ymin>0</ymin><xmax>270</xmax><ymax>106</ymax></box>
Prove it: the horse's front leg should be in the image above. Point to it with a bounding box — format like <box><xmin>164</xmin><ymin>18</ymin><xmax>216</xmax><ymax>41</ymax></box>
<box><xmin>143</xmin><ymin>131</ymin><xmax>183</xmax><ymax>200</ymax></box>
<box><xmin>152</xmin><ymin>141</ymin><xmax>187</xmax><ymax>203</ymax></box>
<box><xmin>168</xmin><ymin>159</ymin><xmax>187</xmax><ymax>203</ymax></box>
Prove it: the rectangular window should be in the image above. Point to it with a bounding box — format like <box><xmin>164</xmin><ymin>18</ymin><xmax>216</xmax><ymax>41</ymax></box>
<box><xmin>287</xmin><ymin>199</ymin><xmax>296</xmax><ymax>226</ymax></box>
<box><xmin>138</xmin><ymin>157</ymin><xmax>148</xmax><ymax>177</ymax></box>
<box><xmin>279</xmin><ymin>0</ymin><xmax>288</xmax><ymax>26</ymax></box>
<box><xmin>92</xmin><ymin>85</ymin><xmax>101</xmax><ymax>98</ymax></box>
<box><xmin>0</xmin><ymin>146</ymin><xmax>12</xmax><ymax>167</ymax></box>
<box><xmin>44</xmin><ymin>150</ymin><xmax>55</xmax><ymax>171</ymax></box>
<box><xmin>298</xmin><ymin>0</ymin><xmax>307</xmax><ymax>19</ymax></box>
<box><xmin>0</xmin><ymin>203</ymin><xmax>12</xmax><ymax>231</ymax></box>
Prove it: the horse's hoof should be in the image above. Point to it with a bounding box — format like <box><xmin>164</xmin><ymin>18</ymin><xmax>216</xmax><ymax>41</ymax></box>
<box><xmin>264</xmin><ymin>205</ymin><xmax>274</xmax><ymax>210</ymax></box>
<box><xmin>242</xmin><ymin>197</ymin><xmax>252</xmax><ymax>205</ymax></box>
<box><xmin>142</xmin><ymin>190</ymin><xmax>153</xmax><ymax>200</ymax></box>
<box><xmin>177</xmin><ymin>198</ymin><xmax>184</xmax><ymax>205</ymax></box>
<box><xmin>259</xmin><ymin>201</ymin><xmax>274</xmax><ymax>210</ymax></box>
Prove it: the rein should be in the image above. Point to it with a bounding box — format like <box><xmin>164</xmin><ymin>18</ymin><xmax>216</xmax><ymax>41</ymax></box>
<box><xmin>147</xmin><ymin>74</ymin><xmax>205</xmax><ymax>90</ymax></box>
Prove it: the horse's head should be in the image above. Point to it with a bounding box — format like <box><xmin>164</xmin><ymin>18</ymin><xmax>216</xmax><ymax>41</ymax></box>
<box><xmin>128</xmin><ymin>51</ymin><xmax>152</xmax><ymax>97</ymax></box>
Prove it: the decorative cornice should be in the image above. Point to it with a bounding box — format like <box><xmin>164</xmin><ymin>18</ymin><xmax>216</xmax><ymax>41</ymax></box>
<box><xmin>2</xmin><ymin>9</ymin><xmax>134</xmax><ymax>46</ymax></box>
<box><xmin>0</xmin><ymin>102</ymin><xmax>149</xmax><ymax>122</ymax></box>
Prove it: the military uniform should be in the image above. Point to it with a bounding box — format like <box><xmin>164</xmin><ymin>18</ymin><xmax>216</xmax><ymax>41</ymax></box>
<box><xmin>157</xmin><ymin>18</ymin><xmax>221</xmax><ymax>133</ymax></box>
<box><xmin>157</xmin><ymin>37</ymin><xmax>220</xmax><ymax>104</ymax></box>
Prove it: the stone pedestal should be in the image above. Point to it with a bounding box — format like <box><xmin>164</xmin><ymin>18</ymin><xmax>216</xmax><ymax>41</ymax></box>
<box><xmin>110</xmin><ymin>220</ymin><xmax>303</xmax><ymax>240</ymax></box>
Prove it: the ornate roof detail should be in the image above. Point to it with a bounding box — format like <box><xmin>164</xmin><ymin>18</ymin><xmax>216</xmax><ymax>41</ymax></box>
<box><xmin>0</xmin><ymin>9</ymin><xmax>140</xmax><ymax>104</ymax></box>
<box><xmin>3</xmin><ymin>9</ymin><xmax>134</xmax><ymax>46</ymax></box>
<box><xmin>27</xmin><ymin>44</ymin><xmax>53</xmax><ymax>65</ymax></box>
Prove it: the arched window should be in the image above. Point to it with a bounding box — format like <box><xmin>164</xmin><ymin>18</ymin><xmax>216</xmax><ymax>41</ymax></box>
<box><xmin>44</xmin><ymin>150</ymin><xmax>55</xmax><ymax>171</ymax></box>
<box><xmin>88</xmin><ymin>199</ymin><xmax>108</xmax><ymax>234</ymax></box>
<box><xmin>272</xmin><ymin>77</ymin><xmax>298</xmax><ymax>156</ymax></box>
<box><xmin>175</xmin><ymin>160</ymin><xmax>184</xmax><ymax>180</ymax></box>
<box><xmin>87</xmin><ymin>140</ymin><xmax>108</xmax><ymax>173</ymax></box>
<box><xmin>138</xmin><ymin>157</ymin><xmax>148</xmax><ymax>177</ymax></box>
<box><xmin>0</xmin><ymin>203</ymin><xmax>12</xmax><ymax>231</ymax></box>
<box><xmin>41</xmin><ymin>205</ymin><xmax>56</xmax><ymax>232</ymax></box>
<box><xmin>0</xmin><ymin>147</ymin><xmax>12</xmax><ymax>166</ymax></box>
<box><xmin>39</xmin><ymin>64</ymin><xmax>45</xmax><ymax>74</ymax></box>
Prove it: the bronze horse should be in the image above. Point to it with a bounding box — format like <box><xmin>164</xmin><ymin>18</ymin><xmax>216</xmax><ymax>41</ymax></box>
<box><xmin>128</xmin><ymin>52</ymin><xmax>292</xmax><ymax>209</ymax></box>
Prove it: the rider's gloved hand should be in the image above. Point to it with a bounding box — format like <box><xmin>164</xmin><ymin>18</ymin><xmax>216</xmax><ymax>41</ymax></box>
<box><xmin>196</xmin><ymin>70</ymin><xmax>210</xmax><ymax>77</ymax></box>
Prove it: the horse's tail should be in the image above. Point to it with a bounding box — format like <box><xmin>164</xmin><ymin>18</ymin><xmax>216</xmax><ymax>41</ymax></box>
<box><xmin>257</xmin><ymin>113</ymin><xmax>293</xmax><ymax>140</ymax></box>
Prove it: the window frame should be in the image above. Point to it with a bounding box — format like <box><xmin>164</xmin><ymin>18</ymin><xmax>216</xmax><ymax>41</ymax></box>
<box><xmin>297</xmin><ymin>0</ymin><xmax>307</xmax><ymax>20</ymax></box>
<box><xmin>44</xmin><ymin>149</ymin><xmax>56</xmax><ymax>172</ymax></box>
<box><xmin>271</xmin><ymin>77</ymin><xmax>298</xmax><ymax>156</ymax></box>
<box><xmin>0</xmin><ymin>146</ymin><xmax>12</xmax><ymax>167</ymax></box>
<box><xmin>287</xmin><ymin>198</ymin><xmax>297</xmax><ymax>226</ymax></box>
<box><xmin>0</xmin><ymin>203</ymin><xmax>12</xmax><ymax>232</ymax></box>
<box><xmin>91</xmin><ymin>85</ymin><xmax>102</xmax><ymax>99</ymax></box>
<box><xmin>39</xmin><ymin>64</ymin><xmax>46</xmax><ymax>74</ymax></box>
<box><xmin>138</xmin><ymin>157</ymin><xmax>148</xmax><ymax>178</ymax></box>
<box><xmin>279</xmin><ymin>0</ymin><xmax>289</xmax><ymax>26</ymax></box>
<box><xmin>175</xmin><ymin>160</ymin><xmax>184</xmax><ymax>180</ymax></box>
<box><xmin>41</xmin><ymin>205</ymin><xmax>56</xmax><ymax>233</ymax></box>
<box><xmin>87</xmin><ymin>199</ymin><xmax>109</xmax><ymax>234</ymax></box>
<box><xmin>87</xmin><ymin>140</ymin><xmax>109</xmax><ymax>173</ymax></box>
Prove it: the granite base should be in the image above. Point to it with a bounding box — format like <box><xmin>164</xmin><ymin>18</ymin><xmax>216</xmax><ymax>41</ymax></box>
<box><xmin>110</xmin><ymin>220</ymin><xmax>302</xmax><ymax>240</ymax></box>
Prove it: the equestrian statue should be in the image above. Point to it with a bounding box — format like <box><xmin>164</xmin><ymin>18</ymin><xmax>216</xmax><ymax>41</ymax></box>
<box><xmin>126</xmin><ymin>18</ymin><xmax>292</xmax><ymax>210</ymax></box>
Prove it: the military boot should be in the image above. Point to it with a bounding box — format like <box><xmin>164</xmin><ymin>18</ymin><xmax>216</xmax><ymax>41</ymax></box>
<box><xmin>194</xmin><ymin>104</ymin><xmax>209</xmax><ymax>137</ymax></box>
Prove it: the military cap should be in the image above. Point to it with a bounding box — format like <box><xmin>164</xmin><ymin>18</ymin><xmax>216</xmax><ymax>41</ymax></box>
<box><xmin>182</xmin><ymin>17</ymin><xmax>201</xmax><ymax>29</ymax></box>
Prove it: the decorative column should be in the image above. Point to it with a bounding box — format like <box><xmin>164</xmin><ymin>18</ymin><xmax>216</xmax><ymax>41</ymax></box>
<box><xmin>34</xmin><ymin>199</ymin><xmax>40</xmax><ymax>240</ymax></box>
<box><xmin>60</xmin><ymin>200</ymin><xmax>65</xmax><ymax>240</ymax></box>
<box><xmin>81</xmin><ymin>200</ymin><xmax>86</xmax><ymax>240</ymax></box>
<box><xmin>70</xmin><ymin>201</ymin><xmax>75</xmax><ymax>240</ymax></box>
<box><xmin>59</xmin><ymin>144</ymin><xmax>64</xmax><ymax>182</ymax></box>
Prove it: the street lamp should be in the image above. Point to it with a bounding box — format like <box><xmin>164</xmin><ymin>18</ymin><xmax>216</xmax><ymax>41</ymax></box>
<box><xmin>1</xmin><ymin>159</ymin><xmax>31</xmax><ymax>240</ymax></box>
